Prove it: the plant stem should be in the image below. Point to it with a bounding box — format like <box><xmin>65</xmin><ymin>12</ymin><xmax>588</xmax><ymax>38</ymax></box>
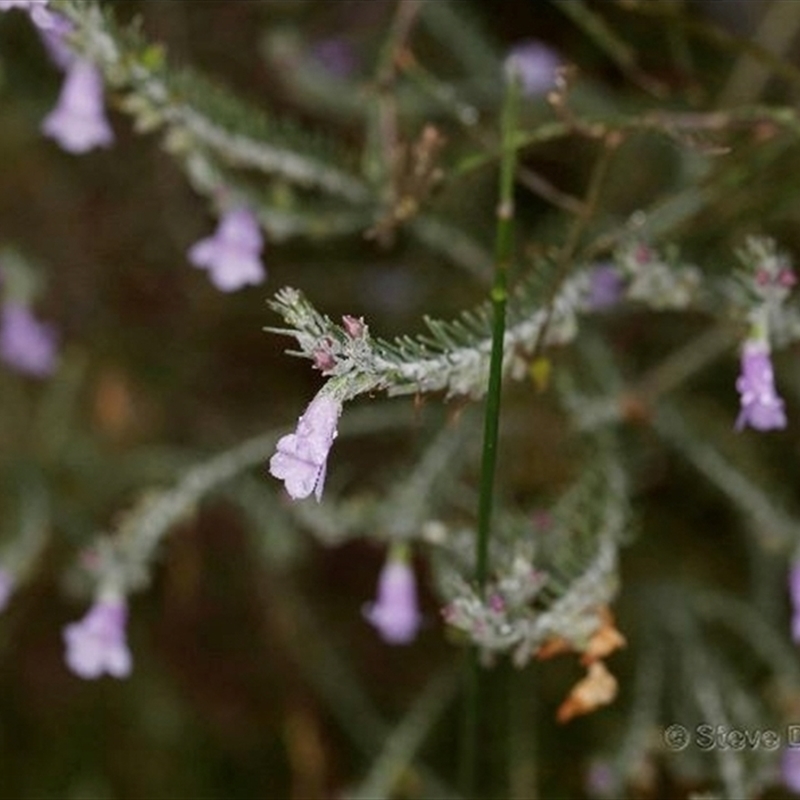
<box><xmin>475</xmin><ymin>78</ymin><xmax>520</xmax><ymax>589</ymax></box>
<box><xmin>459</xmin><ymin>73</ymin><xmax>520</xmax><ymax>799</ymax></box>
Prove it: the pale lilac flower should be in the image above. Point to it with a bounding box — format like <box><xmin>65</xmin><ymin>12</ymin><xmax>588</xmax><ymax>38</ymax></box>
<box><xmin>269</xmin><ymin>393</ymin><xmax>341</xmax><ymax>501</ymax></box>
<box><xmin>63</xmin><ymin>596</ymin><xmax>132</xmax><ymax>679</ymax></box>
<box><xmin>0</xmin><ymin>303</ymin><xmax>58</xmax><ymax>377</ymax></box>
<box><xmin>0</xmin><ymin>569</ymin><xmax>14</xmax><ymax>613</ymax></box>
<box><xmin>790</xmin><ymin>562</ymin><xmax>800</xmax><ymax>643</ymax></box>
<box><xmin>188</xmin><ymin>207</ymin><xmax>266</xmax><ymax>292</ymax></box>
<box><xmin>42</xmin><ymin>59</ymin><xmax>114</xmax><ymax>154</ymax></box>
<box><xmin>0</xmin><ymin>0</ymin><xmax>57</xmax><ymax>31</ymax></box>
<box><xmin>735</xmin><ymin>341</ymin><xmax>786</xmax><ymax>431</ymax></box>
<box><xmin>783</xmin><ymin>745</ymin><xmax>800</xmax><ymax>793</ymax></box>
<box><xmin>363</xmin><ymin>557</ymin><xmax>422</xmax><ymax>645</ymax></box>
<box><xmin>588</xmin><ymin>264</ymin><xmax>623</xmax><ymax>310</ymax></box>
<box><xmin>504</xmin><ymin>40</ymin><xmax>561</xmax><ymax>97</ymax></box>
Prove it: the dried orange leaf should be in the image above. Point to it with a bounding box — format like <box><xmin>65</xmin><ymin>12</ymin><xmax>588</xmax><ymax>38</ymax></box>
<box><xmin>556</xmin><ymin>661</ymin><xmax>618</xmax><ymax>723</ymax></box>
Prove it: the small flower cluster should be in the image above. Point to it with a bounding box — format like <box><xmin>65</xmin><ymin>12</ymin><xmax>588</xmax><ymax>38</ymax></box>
<box><xmin>736</xmin><ymin>236</ymin><xmax>797</xmax><ymax>306</ymax></box>
<box><xmin>307</xmin><ymin>316</ymin><xmax>372</xmax><ymax>379</ymax></box>
<box><xmin>733</xmin><ymin>238</ymin><xmax>796</xmax><ymax>433</ymax></box>
<box><xmin>266</xmin><ymin>303</ymin><xmax>382</xmax><ymax>505</ymax></box>
<box><xmin>268</xmin><ymin>290</ymin><xmax>376</xmax><ymax>383</ymax></box>
<box><xmin>615</xmin><ymin>240</ymin><xmax>701</xmax><ymax>310</ymax></box>
<box><xmin>432</xmin><ymin>479</ymin><xmax>623</xmax><ymax>665</ymax></box>
<box><xmin>441</xmin><ymin>563</ymin><xmax>549</xmax><ymax>665</ymax></box>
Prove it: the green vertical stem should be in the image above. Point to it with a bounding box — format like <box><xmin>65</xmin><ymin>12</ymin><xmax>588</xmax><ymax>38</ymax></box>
<box><xmin>475</xmin><ymin>78</ymin><xmax>520</xmax><ymax>589</ymax></box>
<box><xmin>459</xmin><ymin>74</ymin><xmax>520</xmax><ymax>799</ymax></box>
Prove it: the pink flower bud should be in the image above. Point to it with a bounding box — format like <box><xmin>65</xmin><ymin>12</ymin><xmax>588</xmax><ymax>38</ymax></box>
<box><xmin>312</xmin><ymin>349</ymin><xmax>336</xmax><ymax>372</ymax></box>
<box><xmin>755</xmin><ymin>268</ymin><xmax>770</xmax><ymax>286</ymax></box>
<box><xmin>779</xmin><ymin>268</ymin><xmax>797</xmax><ymax>288</ymax></box>
<box><xmin>342</xmin><ymin>315</ymin><xmax>365</xmax><ymax>338</ymax></box>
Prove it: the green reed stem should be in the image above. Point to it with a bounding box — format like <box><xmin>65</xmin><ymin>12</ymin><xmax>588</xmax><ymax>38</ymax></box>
<box><xmin>475</xmin><ymin>77</ymin><xmax>519</xmax><ymax>589</ymax></box>
<box><xmin>459</xmin><ymin>74</ymin><xmax>520</xmax><ymax>799</ymax></box>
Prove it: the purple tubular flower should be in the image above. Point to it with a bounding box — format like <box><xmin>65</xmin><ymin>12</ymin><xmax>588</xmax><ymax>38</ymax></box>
<box><xmin>783</xmin><ymin>745</ymin><xmax>800</xmax><ymax>793</ymax></box>
<box><xmin>503</xmin><ymin>40</ymin><xmax>561</xmax><ymax>97</ymax></box>
<box><xmin>0</xmin><ymin>303</ymin><xmax>58</xmax><ymax>377</ymax></box>
<box><xmin>41</xmin><ymin>59</ymin><xmax>114</xmax><ymax>154</ymax></box>
<box><xmin>363</xmin><ymin>558</ymin><xmax>422</xmax><ymax>645</ymax></box>
<box><xmin>188</xmin><ymin>207</ymin><xmax>266</xmax><ymax>292</ymax></box>
<box><xmin>0</xmin><ymin>569</ymin><xmax>14</xmax><ymax>613</ymax></box>
<box><xmin>735</xmin><ymin>341</ymin><xmax>787</xmax><ymax>431</ymax></box>
<box><xmin>62</xmin><ymin>597</ymin><xmax>132</xmax><ymax>679</ymax></box>
<box><xmin>269</xmin><ymin>393</ymin><xmax>341</xmax><ymax>501</ymax></box>
<box><xmin>588</xmin><ymin>264</ymin><xmax>623</xmax><ymax>310</ymax></box>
